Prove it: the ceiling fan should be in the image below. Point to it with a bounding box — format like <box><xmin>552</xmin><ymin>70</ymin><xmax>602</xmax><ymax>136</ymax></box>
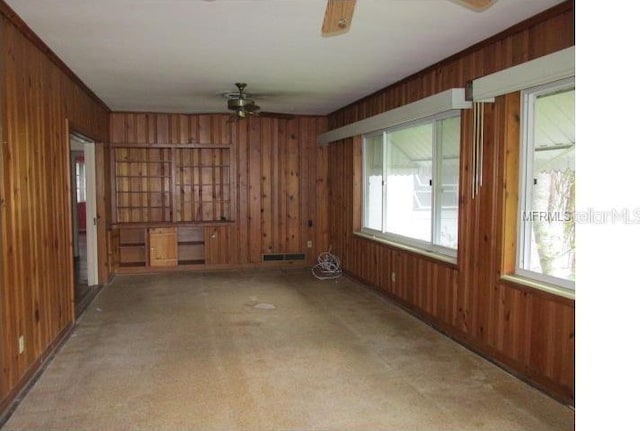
<box><xmin>321</xmin><ymin>0</ymin><xmax>497</xmax><ymax>37</ymax></box>
<box><xmin>224</xmin><ymin>82</ymin><xmax>260</xmax><ymax>118</ymax></box>
<box><xmin>223</xmin><ymin>82</ymin><xmax>295</xmax><ymax>120</ymax></box>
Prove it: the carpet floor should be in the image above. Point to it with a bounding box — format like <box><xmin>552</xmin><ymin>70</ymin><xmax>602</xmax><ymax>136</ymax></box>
<box><xmin>2</xmin><ymin>269</ymin><xmax>574</xmax><ymax>430</ymax></box>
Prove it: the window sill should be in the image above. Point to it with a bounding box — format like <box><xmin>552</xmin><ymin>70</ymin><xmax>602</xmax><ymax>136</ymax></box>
<box><xmin>500</xmin><ymin>274</ymin><xmax>575</xmax><ymax>300</ymax></box>
<box><xmin>353</xmin><ymin>231</ymin><xmax>457</xmax><ymax>266</ymax></box>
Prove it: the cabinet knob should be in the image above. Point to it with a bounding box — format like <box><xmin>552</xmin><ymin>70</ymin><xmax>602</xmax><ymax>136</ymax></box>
<box><xmin>210</xmin><ymin>234</ymin><xmax>216</xmax><ymax>238</ymax></box>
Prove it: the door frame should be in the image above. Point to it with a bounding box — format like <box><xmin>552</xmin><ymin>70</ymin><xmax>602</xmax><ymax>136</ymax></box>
<box><xmin>69</xmin><ymin>133</ymin><xmax>99</xmax><ymax>286</ymax></box>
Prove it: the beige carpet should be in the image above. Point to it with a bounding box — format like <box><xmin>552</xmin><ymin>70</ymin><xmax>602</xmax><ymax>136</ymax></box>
<box><xmin>2</xmin><ymin>269</ymin><xmax>574</xmax><ymax>430</ymax></box>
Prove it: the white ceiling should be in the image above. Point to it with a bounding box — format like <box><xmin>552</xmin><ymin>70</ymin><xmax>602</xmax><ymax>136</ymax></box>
<box><xmin>6</xmin><ymin>0</ymin><xmax>564</xmax><ymax>115</ymax></box>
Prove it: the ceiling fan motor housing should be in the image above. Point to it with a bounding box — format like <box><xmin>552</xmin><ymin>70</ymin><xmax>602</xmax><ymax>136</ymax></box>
<box><xmin>227</xmin><ymin>97</ymin><xmax>257</xmax><ymax>110</ymax></box>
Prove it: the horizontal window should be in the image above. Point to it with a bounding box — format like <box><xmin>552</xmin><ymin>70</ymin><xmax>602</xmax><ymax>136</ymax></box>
<box><xmin>517</xmin><ymin>78</ymin><xmax>575</xmax><ymax>290</ymax></box>
<box><xmin>363</xmin><ymin>112</ymin><xmax>460</xmax><ymax>258</ymax></box>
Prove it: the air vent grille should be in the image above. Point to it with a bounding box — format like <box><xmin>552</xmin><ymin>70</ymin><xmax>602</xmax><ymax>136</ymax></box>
<box><xmin>262</xmin><ymin>253</ymin><xmax>306</xmax><ymax>262</ymax></box>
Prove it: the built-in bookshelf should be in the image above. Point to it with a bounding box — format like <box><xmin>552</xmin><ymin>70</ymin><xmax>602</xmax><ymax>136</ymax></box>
<box><xmin>174</xmin><ymin>148</ymin><xmax>232</xmax><ymax>222</ymax></box>
<box><xmin>112</xmin><ymin>145</ymin><xmax>233</xmax><ymax>224</ymax></box>
<box><xmin>113</xmin><ymin>147</ymin><xmax>172</xmax><ymax>223</ymax></box>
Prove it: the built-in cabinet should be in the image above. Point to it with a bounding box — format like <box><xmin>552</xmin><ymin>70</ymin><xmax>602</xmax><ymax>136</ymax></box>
<box><xmin>114</xmin><ymin>224</ymin><xmax>234</xmax><ymax>272</ymax></box>
<box><xmin>109</xmin><ymin>113</ymin><xmax>330</xmax><ymax>271</ymax></box>
<box><xmin>112</xmin><ymin>142</ymin><xmax>237</xmax><ymax>272</ymax></box>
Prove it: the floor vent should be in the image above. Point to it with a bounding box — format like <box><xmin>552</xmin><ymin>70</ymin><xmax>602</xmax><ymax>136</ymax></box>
<box><xmin>263</xmin><ymin>254</ymin><xmax>284</xmax><ymax>261</ymax></box>
<box><xmin>262</xmin><ymin>253</ymin><xmax>306</xmax><ymax>262</ymax></box>
<box><xmin>284</xmin><ymin>253</ymin><xmax>305</xmax><ymax>261</ymax></box>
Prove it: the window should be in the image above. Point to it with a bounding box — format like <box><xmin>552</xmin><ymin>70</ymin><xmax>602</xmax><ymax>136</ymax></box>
<box><xmin>76</xmin><ymin>161</ymin><xmax>86</xmax><ymax>203</ymax></box>
<box><xmin>363</xmin><ymin>112</ymin><xmax>461</xmax><ymax>257</ymax></box>
<box><xmin>517</xmin><ymin>78</ymin><xmax>575</xmax><ymax>289</ymax></box>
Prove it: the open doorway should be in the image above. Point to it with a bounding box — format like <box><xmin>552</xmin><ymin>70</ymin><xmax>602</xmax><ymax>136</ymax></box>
<box><xmin>69</xmin><ymin>134</ymin><xmax>99</xmax><ymax>316</ymax></box>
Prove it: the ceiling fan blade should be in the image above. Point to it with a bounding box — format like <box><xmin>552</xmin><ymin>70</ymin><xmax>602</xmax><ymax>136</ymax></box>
<box><xmin>321</xmin><ymin>0</ymin><xmax>356</xmax><ymax>37</ymax></box>
<box><xmin>452</xmin><ymin>0</ymin><xmax>496</xmax><ymax>11</ymax></box>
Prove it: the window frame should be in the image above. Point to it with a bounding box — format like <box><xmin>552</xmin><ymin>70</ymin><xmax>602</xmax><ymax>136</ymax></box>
<box><xmin>516</xmin><ymin>77</ymin><xmax>575</xmax><ymax>291</ymax></box>
<box><xmin>361</xmin><ymin>110</ymin><xmax>461</xmax><ymax>259</ymax></box>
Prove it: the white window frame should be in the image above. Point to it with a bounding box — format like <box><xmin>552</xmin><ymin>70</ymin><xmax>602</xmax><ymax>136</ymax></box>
<box><xmin>362</xmin><ymin>110</ymin><xmax>461</xmax><ymax>258</ymax></box>
<box><xmin>516</xmin><ymin>77</ymin><xmax>575</xmax><ymax>290</ymax></box>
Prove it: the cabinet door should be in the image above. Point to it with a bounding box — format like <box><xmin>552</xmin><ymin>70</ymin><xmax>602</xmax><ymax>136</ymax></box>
<box><xmin>149</xmin><ymin>227</ymin><xmax>178</xmax><ymax>267</ymax></box>
<box><xmin>205</xmin><ymin>226</ymin><xmax>237</xmax><ymax>265</ymax></box>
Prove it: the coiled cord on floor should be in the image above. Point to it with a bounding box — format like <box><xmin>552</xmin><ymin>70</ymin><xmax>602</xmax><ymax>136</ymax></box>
<box><xmin>312</xmin><ymin>250</ymin><xmax>342</xmax><ymax>280</ymax></box>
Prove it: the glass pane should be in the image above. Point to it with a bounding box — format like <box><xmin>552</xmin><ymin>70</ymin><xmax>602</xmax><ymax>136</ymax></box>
<box><xmin>386</xmin><ymin>123</ymin><xmax>433</xmax><ymax>242</ymax></box>
<box><xmin>364</xmin><ymin>134</ymin><xmax>383</xmax><ymax>231</ymax></box>
<box><xmin>524</xmin><ymin>88</ymin><xmax>575</xmax><ymax>281</ymax></box>
<box><xmin>435</xmin><ymin>115</ymin><xmax>460</xmax><ymax>249</ymax></box>
<box><xmin>76</xmin><ymin>162</ymin><xmax>86</xmax><ymax>203</ymax></box>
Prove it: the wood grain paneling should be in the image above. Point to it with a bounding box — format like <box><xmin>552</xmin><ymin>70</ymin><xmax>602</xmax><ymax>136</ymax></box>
<box><xmin>149</xmin><ymin>227</ymin><xmax>177</xmax><ymax>267</ymax></box>
<box><xmin>0</xmin><ymin>0</ymin><xmax>574</xmax><ymax>416</ymax></box>
<box><xmin>326</xmin><ymin>2</ymin><xmax>575</xmax><ymax>403</ymax></box>
<box><xmin>329</xmin><ymin>1</ymin><xmax>574</xmax><ymax>129</ymax></box>
<box><xmin>109</xmin><ymin>113</ymin><xmax>329</xmax><ymax>267</ymax></box>
<box><xmin>112</xmin><ymin>147</ymin><xmax>172</xmax><ymax>223</ymax></box>
<box><xmin>0</xmin><ymin>10</ymin><xmax>110</xmax><ymax>413</ymax></box>
<box><xmin>205</xmin><ymin>225</ymin><xmax>238</xmax><ymax>266</ymax></box>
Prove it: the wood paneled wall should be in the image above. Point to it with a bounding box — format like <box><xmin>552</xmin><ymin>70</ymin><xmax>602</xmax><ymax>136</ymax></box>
<box><xmin>110</xmin><ymin>113</ymin><xmax>329</xmax><ymax>266</ymax></box>
<box><xmin>330</xmin><ymin>1</ymin><xmax>574</xmax><ymax>128</ymax></box>
<box><xmin>0</xmin><ymin>0</ymin><xmax>574</xmax><ymax>417</ymax></box>
<box><xmin>326</xmin><ymin>2</ymin><xmax>575</xmax><ymax>402</ymax></box>
<box><xmin>0</xmin><ymin>8</ymin><xmax>110</xmax><ymax>413</ymax></box>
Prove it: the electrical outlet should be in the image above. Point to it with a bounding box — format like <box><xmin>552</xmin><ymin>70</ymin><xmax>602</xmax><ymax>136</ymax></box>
<box><xmin>307</xmin><ymin>240</ymin><xmax>313</xmax><ymax>248</ymax></box>
<box><xmin>391</xmin><ymin>272</ymin><xmax>396</xmax><ymax>282</ymax></box>
<box><xmin>18</xmin><ymin>335</ymin><xmax>25</xmax><ymax>354</ymax></box>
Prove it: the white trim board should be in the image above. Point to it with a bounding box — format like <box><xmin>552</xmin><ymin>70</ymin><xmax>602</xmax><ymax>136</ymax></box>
<box><xmin>472</xmin><ymin>46</ymin><xmax>575</xmax><ymax>101</ymax></box>
<box><xmin>318</xmin><ymin>88</ymin><xmax>471</xmax><ymax>145</ymax></box>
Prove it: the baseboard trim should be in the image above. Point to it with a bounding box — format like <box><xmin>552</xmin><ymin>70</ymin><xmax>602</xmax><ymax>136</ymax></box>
<box><xmin>342</xmin><ymin>270</ymin><xmax>575</xmax><ymax>406</ymax></box>
<box><xmin>0</xmin><ymin>322</ymin><xmax>75</xmax><ymax>427</ymax></box>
